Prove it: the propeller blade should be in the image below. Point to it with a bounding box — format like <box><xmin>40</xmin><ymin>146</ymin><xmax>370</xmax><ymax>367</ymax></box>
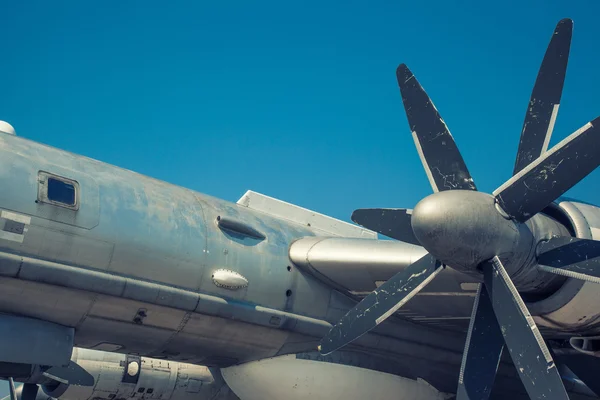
<box><xmin>513</xmin><ymin>19</ymin><xmax>573</xmax><ymax>175</ymax></box>
<box><xmin>319</xmin><ymin>253</ymin><xmax>442</xmax><ymax>355</ymax></box>
<box><xmin>396</xmin><ymin>64</ymin><xmax>476</xmax><ymax>193</ymax></box>
<box><xmin>456</xmin><ymin>284</ymin><xmax>504</xmax><ymax>400</ymax></box>
<box><xmin>537</xmin><ymin>236</ymin><xmax>600</xmax><ymax>281</ymax></box>
<box><xmin>21</xmin><ymin>384</ymin><xmax>38</xmax><ymax>400</ymax></box>
<box><xmin>538</xmin><ymin>264</ymin><xmax>600</xmax><ymax>284</ymax></box>
<box><xmin>493</xmin><ymin>116</ymin><xmax>600</xmax><ymax>222</ymax></box>
<box><xmin>351</xmin><ymin>208</ymin><xmax>419</xmax><ymax>245</ymax></box>
<box><xmin>553</xmin><ymin>351</ymin><xmax>600</xmax><ymax>397</ymax></box>
<box><xmin>483</xmin><ymin>256</ymin><xmax>569</xmax><ymax>399</ymax></box>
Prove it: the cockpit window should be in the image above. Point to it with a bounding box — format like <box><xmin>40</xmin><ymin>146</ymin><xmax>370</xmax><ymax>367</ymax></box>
<box><xmin>48</xmin><ymin>178</ymin><xmax>76</xmax><ymax>206</ymax></box>
<box><xmin>37</xmin><ymin>171</ymin><xmax>80</xmax><ymax>210</ymax></box>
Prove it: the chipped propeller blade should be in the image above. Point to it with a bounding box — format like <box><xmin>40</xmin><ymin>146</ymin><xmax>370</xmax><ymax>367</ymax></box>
<box><xmin>319</xmin><ymin>253</ymin><xmax>442</xmax><ymax>355</ymax></box>
<box><xmin>513</xmin><ymin>18</ymin><xmax>573</xmax><ymax>175</ymax></box>
<box><xmin>396</xmin><ymin>64</ymin><xmax>476</xmax><ymax>192</ymax></box>
<box><xmin>536</xmin><ymin>237</ymin><xmax>600</xmax><ymax>283</ymax></box>
<box><xmin>482</xmin><ymin>256</ymin><xmax>569</xmax><ymax>399</ymax></box>
<box><xmin>351</xmin><ymin>208</ymin><xmax>420</xmax><ymax>245</ymax></box>
<box><xmin>494</xmin><ymin>117</ymin><xmax>600</xmax><ymax>222</ymax></box>
<box><xmin>456</xmin><ymin>284</ymin><xmax>505</xmax><ymax>400</ymax></box>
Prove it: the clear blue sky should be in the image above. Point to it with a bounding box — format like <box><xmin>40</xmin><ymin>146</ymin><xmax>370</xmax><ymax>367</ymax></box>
<box><xmin>2</xmin><ymin>1</ymin><xmax>600</xmax><ymax>223</ymax></box>
<box><xmin>0</xmin><ymin>0</ymin><xmax>599</xmax><ymax>393</ymax></box>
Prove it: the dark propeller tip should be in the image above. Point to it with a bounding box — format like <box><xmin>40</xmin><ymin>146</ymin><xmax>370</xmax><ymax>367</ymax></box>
<box><xmin>395</xmin><ymin>64</ymin><xmax>413</xmax><ymax>86</ymax></box>
<box><xmin>557</xmin><ymin>18</ymin><xmax>573</xmax><ymax>27</ymax></box>
<box><xmin>555</xmin><ymin>18</ymin><xmax>573</xmax><ymax>37</ymax></box>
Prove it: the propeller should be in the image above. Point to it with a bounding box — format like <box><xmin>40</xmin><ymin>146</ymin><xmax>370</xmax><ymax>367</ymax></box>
<box><xmin>351</xmin><ymin>208</ymin><xmax>419</xmax><ymax>244</ymax></box>
<box><xmin>320</xmin><ymin>18</ymin><xmax>600</xmax><ymax>400</ymax></box>
<box><xmin>536</xmin><ymin>237</ymin><xmax>600</xmax><ymax>283</ymax></box>
<box><xmin>513</xmin><ymin>18</ymin><xmax>572</xmax><ymax>175</ymax></box>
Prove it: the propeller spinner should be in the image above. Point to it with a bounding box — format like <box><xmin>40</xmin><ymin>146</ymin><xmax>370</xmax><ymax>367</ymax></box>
<box><xmin>319</xmin><ymin>18</ymin><xmax>600</xmax><ymax>400</ymax></box>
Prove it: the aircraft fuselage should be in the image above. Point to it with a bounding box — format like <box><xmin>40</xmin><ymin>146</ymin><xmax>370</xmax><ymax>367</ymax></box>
<box><xmin>0</xmin><ymin>129</ymin><xmax>349</xmax><ymax>365</ymax></box>
<box><xmin>2</xmin><ymin>129</ymin><xmax>600</xmax><ymax>400</ymax></box>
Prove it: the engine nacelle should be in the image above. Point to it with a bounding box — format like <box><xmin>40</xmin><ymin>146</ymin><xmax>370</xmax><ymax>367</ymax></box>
<box><xmin>525</xmin><ymin>199</ymin><xmax>600</xmax><ymax>333</ymax></box>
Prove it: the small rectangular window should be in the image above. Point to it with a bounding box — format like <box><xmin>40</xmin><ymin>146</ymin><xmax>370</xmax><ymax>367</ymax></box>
<box><xmin>37</xmin><ymin>171</ymin><xmax>80</xmax><ymax>210</ymax></box>
<box><xmin>48</xmin><ymin>178</ymin><xmax>76</xmax><ymax>205</ymax></box>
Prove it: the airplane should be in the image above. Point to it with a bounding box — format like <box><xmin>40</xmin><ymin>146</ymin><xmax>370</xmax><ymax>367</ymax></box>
<box><xmin>0</xmin><ymin>17</ymin><xmax>599</xmax><ymax>400</ymax></box>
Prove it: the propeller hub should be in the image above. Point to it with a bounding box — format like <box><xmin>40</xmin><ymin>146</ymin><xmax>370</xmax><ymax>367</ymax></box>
<box><xmin>411</xmin><ymin>190</ymin><xmax>531</xmax><ymax>276</ymax></box>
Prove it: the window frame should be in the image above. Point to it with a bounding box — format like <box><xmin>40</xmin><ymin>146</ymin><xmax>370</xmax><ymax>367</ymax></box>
<box><xmin>37</xmin><ymin>171</ymin><xmax>80</xmax><ymax>211</ymax></box>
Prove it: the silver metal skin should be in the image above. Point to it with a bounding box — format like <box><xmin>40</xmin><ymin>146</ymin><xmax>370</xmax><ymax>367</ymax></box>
<box><xmin>411</xmin><ymin>191</ymin><xmax>532</xmax><ymax>275</ymax></box>
<box><xmin>410</xmin><ymin>190</ymin><xmax>571</xmax><ymax>295</ymax></box>
<box><xmin>289</xmin><ymin>237</ymin><xmax>428</xmax><ymax>293</ymax></box>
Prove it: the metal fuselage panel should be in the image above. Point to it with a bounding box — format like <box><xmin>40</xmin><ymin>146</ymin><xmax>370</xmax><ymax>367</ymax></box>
<box><xmin>0</xmin><ymin>132</ymin><xmax>340</xmax><ymax>363</ymax></box>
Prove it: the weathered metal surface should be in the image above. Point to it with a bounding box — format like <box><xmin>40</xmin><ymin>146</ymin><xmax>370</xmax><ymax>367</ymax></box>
<box><xmin>237</xmin><ymin>190</ymin><xmax>376</xmax><ymax>239</ymax></box>
<box><xmin>288</xmin><ymin>237</ymin><xmax>428</xmax><ymax>293</ymax></box>
<box><xmin>0</xmin><ymin>125</ymin><xmax>600</xmax><ymax>398</ymax></box>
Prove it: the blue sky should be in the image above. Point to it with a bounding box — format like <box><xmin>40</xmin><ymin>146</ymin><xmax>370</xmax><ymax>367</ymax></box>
<box><xmin>0</xmin><ymin>0</ymin><xmax>599</xmax><ymax>392</ymax></box>
<box><xmin>2</xmin><ymin>1</ymin><xmax>600</xmax><ymax>224</ymax></box>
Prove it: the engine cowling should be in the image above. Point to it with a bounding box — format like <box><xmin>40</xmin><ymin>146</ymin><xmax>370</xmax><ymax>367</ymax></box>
<box><xmin>290</xmin><ymin>199</ymin><xmax>600</xmax><ymax>335</ymax></box>
<box><xmin>525</xmin><ymin>199</ymin><xmax>600</xmax><ymax>333</ymax></box>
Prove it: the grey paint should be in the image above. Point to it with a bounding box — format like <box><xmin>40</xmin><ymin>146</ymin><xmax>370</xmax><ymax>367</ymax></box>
<box><xmin>0</xmin><ymin>127</ymin><xmax>599</xmax><ymax>398</ymax></box>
